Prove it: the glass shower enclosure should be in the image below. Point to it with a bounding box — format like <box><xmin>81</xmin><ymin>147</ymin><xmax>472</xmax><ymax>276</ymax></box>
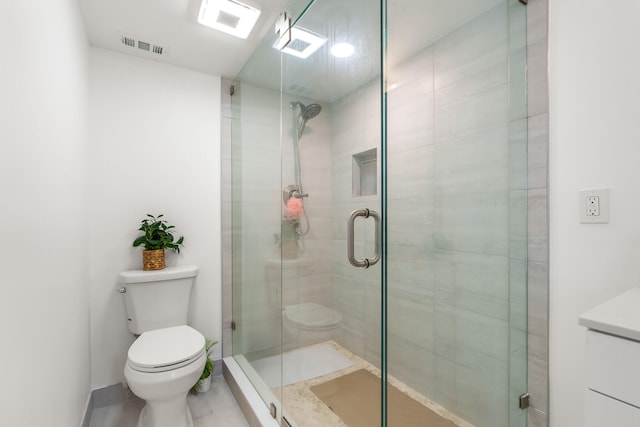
<box><xmin>230</xmin><ymin>0</ymin><xmax>527</xmax><ymax>426</ymax></box>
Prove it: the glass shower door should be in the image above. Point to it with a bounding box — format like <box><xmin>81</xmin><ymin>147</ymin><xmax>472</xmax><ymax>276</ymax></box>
<box><xmin>231</xmin><ymin>0</ymin><xmax>528</xmax><ymax>425</ymax></box>
<box><xmin>385</xmin><ymin>1</ymin><xmax>528</xmax><ymax>426</ymax></box>
<box><xmin>278</xmin><ymin>0</ymin><xmax>384</xmax><ymax>426</ymax></box>
<box><xmin>231</xmin><ymin>0</ymin><xmax>384</xmax><ymax>424</ymax></box>
<box><xmin>230</xmin><ymin>13</ymin><xmax>287</xmax><ymax>416</ymax></box>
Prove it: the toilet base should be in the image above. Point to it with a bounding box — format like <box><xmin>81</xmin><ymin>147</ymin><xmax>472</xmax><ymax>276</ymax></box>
<box><xmin>137</xmin><ymin>395</ymin><xmax>193</xmax><ymax>427</ymax></box>
<box><xmin>125</xmin><ymin>347</ymin><xmax>205</xmax><ymax>427</ymax></box>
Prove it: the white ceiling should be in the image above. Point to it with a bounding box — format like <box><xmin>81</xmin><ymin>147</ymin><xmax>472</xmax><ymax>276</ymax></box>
<box><xmin>236</xmin><ymin>0</ymin><xmax>505</xmax><ymax>102</ymax></box>
<box><xmin>78</xmin><ymin>0</ymin><xmax>290</xmax><ymax>79</ymax></box>
<box><xmin>79</xmin><ymin>0</ymin><xmax>507</xmax><ymax>100</ymax></box>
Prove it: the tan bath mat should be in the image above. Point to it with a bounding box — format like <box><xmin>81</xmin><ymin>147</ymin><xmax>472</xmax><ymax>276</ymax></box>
<box><xmin>310</xmin><ymin>369</ymin><xmax>457</xmax><ymax>427</ymax></box>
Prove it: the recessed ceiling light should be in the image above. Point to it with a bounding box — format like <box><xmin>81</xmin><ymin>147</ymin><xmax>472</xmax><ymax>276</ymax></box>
<box><xmin>197</xmin><ymin>0</ymin><xmax>261</xmax><ymax>39</ymax></box>
<box><xmin>275</xmin><ymin>27</ymin><xmax>327</xmax><ymax>59</ymax></box>
<box><xmin>330</xmin><ymin>42</ymin><xmax>355</xmax><ymax>58</ymax></box>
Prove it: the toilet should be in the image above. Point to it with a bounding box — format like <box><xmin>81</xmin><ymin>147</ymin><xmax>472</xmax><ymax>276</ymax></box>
<box><xmin>283</xmin><ymin>302</ymin><xmax>343</xmax><ymax>346</ymax></box>
<box><xmin>119</xmin><ymin>265</ymin><xmax>204</xmax><ymax>427</ymax></box>
<box><xmin>266</xmin><ymin>259</ymin><xmax>342</xmax><ymax>347</ymax></box>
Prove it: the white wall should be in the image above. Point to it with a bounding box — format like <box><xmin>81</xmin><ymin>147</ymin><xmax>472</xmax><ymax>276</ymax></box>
<box><xmin>88</xmin><ymin>48</ymin><xmax>222</xmax><ymax>388</ymax></box>
<box><xmin>0</xmin><ymin>1</ymin><xmax>90</xmax><ymax>425</ymax></box>
<box><xmin>549</xmin><ymin>1</ymin><xmax>640</xmax><ymax>426</ymax></box>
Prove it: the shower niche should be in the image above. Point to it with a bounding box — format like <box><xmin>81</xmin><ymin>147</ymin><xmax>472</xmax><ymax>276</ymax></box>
<box><xmin>352</xmin><ymin>148</ymin><xmax>377</xmax><ymax>197</ymax></box>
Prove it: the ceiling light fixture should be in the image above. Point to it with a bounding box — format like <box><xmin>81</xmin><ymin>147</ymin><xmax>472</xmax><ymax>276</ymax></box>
<box><xmin>197</xmin><ymin>0</ymin><xmax>261</xmax><ymax>39</ymax></box>
<box><xmin>275</xmin><ymin>27</ymin><xmax>327</xmax><ymax>59</ymax></box>
<box><xmin>330</xmin><ymin>42</ymin><xmax>355</xmax><ymax>58</ymax></box>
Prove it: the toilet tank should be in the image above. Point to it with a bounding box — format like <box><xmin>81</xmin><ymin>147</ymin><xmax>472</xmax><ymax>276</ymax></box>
<box><xmin>119</xmin><ymin>265</ymin><xmax>198</xmax><ymax>335</ymax></box>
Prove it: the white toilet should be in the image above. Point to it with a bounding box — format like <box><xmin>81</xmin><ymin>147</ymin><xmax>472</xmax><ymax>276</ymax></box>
<box><xmin>119</xmin><ymin>265</ymin><xmax>204</xmax><ymax>427</ymax></box>
<box><xmin>266</xmin><ymin>259</ymin><xmax>342</xmax><ymax>347</ymax></box>
<box><xmin>283</xmin><ymin>302</ymin><xmax>343</xmax><ymax>346</ymax></box>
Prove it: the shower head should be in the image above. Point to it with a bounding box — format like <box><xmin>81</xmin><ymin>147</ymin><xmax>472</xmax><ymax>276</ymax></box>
<box><xmin>290</xmin><ymin>101</ymin><xmax>322</xmax><ymax>120</ymax></box>
<box><xmin>290</xmin><ymin>101</ymin><xmax>322</xmax><ymax>139</ymax></box>
<box><xmin>301</xmin><ymin>103</ymin><xmax>322</xmax><ymax>120</ymax></box>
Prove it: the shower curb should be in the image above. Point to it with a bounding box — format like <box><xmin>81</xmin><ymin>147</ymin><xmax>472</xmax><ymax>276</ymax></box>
<box><xmin>223</xmin><ymin>357</ymin><xmax>280</xmax><ymax>427</ymax></box>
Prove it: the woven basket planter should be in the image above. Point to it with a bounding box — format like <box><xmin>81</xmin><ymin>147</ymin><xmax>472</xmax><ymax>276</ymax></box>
<box><xmin>142</xmin><ymin>249</ymin><xmax>165</xmax><ymax>271</ymax></box>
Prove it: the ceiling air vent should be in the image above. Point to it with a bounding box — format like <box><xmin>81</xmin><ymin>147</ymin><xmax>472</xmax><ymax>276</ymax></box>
<box><xmin>119</xmin><ymin>34</ymin><xmax>168</xmax><ymax>57</ymax></box>
<box><xmin>121</xmin><ymin>36</ymin><xmax>135</xmax><ymax>48</ymax></box>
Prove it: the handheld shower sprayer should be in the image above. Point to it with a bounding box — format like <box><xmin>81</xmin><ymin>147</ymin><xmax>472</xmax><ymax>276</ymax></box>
<box><xmin>290</xmin><ymin>101</ymin><xmax>322</xmax><ymax>139</ymax></box>
<box><xmin>286</xmin><ymin>100</ymin><xmax>322</xmax><ymax>238</ymax></box>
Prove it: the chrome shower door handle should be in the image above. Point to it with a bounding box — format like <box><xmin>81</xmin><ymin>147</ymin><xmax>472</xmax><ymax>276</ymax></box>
<box><xmin>347</xmin><ymin>208</ymin><xmax>381</xmax><ymax>268</ymax></box>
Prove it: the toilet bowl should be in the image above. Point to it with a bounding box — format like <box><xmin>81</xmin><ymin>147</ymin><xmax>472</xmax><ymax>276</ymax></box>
<box><xmin>283</xmin><ymin>302</ymin><xmax>343</xmax><ymax>346</ymax></box>
<box><xmin>118</xmin><ymin>265</ymin><xmax>203</xmax><ymax>427</ymax></box>
<box><xmin>124</xmin><ymin>325</ymin><xmax>205</xmax><ymax>427</ymax></box>
<box><xmin>264</xmin><ymin>259</ymin><xmax>343</xmax><ymax>347</ymax></box>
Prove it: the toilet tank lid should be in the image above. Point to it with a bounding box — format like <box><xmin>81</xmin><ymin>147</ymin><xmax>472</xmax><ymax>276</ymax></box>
<box><xmin>118</xmin><ymin>265</ymin><xmax>199</xmax><ymax>284</ymax></box>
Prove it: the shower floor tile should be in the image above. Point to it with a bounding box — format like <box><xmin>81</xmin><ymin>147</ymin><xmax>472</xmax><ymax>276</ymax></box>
<box><xmin>275</xmin><ymin>341</ymin><xmax>472</xmax><ymax>427</ymax></box>
<box><xmin>89</xmin><ymin>375</ymin><xmax>248</xmax><ymax>427</ymax></box>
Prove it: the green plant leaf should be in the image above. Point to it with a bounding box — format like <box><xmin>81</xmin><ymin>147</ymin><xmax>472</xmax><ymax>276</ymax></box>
<box><xmin>133</xmin><ymin>214</ymin><xmax>185</xmax><ymax>253</ymax></box>
<box><xmin>205</xmin><ymin>340</ymin><xmax>217</xmax><ymax>352</ymax></box>
<box><xmin>191</xmin><ymin>339</ymin><xmax>216</xmax><ymax>392</ymax></box>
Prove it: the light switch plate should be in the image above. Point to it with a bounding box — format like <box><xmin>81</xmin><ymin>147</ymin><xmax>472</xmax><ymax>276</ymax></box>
<box><xmin>580</xmin><ymin>188</ymin><xmax>609</xmax><ymax>224</ymax></box>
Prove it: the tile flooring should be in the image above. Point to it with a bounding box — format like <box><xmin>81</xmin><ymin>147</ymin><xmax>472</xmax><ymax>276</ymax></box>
<box><xmin>243</xmin><ymin>341</ymin><xmax>471</xmax><ymax>427</ymax></box>
<box><xmin>89</xmin><ymin>375</ymin><xmax>249</xmax><ymax>427</ymax></box>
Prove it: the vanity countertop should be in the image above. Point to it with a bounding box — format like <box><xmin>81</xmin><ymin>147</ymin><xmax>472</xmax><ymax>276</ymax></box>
<box><xmin>579</xmin><ymin>287</ymin><xmax>640</xmax><ymax>341</ymax></box>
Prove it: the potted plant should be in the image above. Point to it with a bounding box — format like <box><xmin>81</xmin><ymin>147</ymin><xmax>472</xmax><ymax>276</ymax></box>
<box><xmin>132</xmin><ymin>214</ymin><xmax>184</xmax><ymax>271</ymax></box>
<box><xmin>193</xmin><ymin>339</ymin><xmax>217</xmax><ymax>393</ymax></box>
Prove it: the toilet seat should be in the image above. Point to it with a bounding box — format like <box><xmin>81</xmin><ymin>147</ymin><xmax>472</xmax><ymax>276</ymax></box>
<box><xmin>284</xmin><ymin>303</ymin><xmax>343</xmax><ymax>331</ymax></box>
<box><xmin>128</xmin><ymin>325</ymin><xmax>205</xmax><ymax>373</ymax></box>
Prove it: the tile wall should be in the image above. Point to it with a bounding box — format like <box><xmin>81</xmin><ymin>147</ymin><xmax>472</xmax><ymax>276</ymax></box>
<box><xmin>222</xmin><ymin>78</ymin><xmax>233</xmax><ymax>358</ymax></box>
<box><xmin>525</xmin><ymin>0</ymin><xmax>550</xmax><ymax>425</ymax></box>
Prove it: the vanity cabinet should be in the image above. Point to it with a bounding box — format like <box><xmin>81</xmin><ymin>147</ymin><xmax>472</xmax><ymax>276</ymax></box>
<box><xmin>585</xmin><ymin>388</ymin><xmax>640</xmax><ymax>427</ymax></box>
<box><xmin>584</xmin><ymin>330</ymin><xmax>640</xmax><ymax>426</ymax></box>
<box><xmin>579</xmin><ymin>288</ymin><xmax>640</xmax><ymax>426</ymax></box>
